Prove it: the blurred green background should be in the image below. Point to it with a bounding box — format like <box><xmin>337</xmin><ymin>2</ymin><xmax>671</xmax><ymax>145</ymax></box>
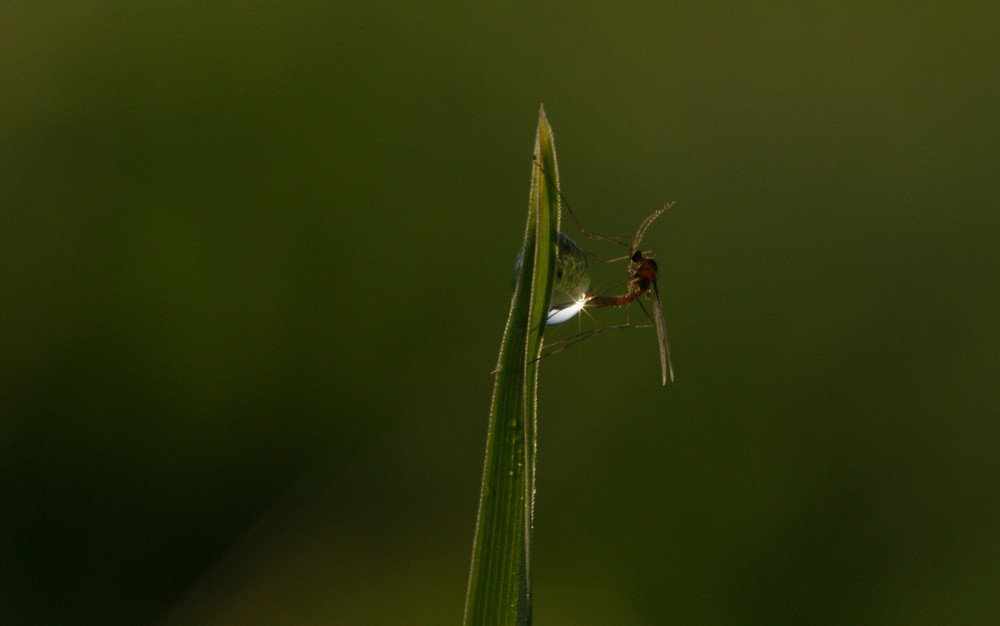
<box><xmin>3</xmin><ymin>2</ymin><xmax>998</xmax><ymax>624</ymax></box>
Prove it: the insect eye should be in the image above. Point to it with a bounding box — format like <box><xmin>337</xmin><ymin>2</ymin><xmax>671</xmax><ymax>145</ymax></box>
<box><xmin>631</xmin><ymin>250</ymin><xmax>643</xmax><ymax>262</ymax></box>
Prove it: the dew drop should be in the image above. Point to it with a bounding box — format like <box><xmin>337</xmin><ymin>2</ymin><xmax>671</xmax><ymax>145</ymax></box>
<box><xmin>512</xmin><ymin>231</ymin><xmax>591</xmax><ymax>324</ymax></box>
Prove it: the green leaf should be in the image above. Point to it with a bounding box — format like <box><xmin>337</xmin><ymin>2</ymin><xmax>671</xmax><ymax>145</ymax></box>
<box><xmin>464</xmin><ymin>106</ymin><xmax>560</xmax><ymax>626</ymax></box>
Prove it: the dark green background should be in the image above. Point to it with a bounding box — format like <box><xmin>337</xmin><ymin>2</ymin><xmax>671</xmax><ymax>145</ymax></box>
<box><xmin>3</xmin><ymin>3</ymin><xmax>998</xmax><ymax>624</ymax></box>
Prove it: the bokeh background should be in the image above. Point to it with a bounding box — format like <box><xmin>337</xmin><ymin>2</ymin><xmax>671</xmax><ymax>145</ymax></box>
<box><xmin>3</xmin><ymin>3</ymin><xmax>999</xmax><ymax>624</ymax></box>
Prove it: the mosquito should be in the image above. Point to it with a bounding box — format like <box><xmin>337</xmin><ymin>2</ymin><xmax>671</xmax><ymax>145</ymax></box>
<box><xmin>533</xmin><ymin>157</ymin><xmax>675</xmax><ymax>384</ymax></box>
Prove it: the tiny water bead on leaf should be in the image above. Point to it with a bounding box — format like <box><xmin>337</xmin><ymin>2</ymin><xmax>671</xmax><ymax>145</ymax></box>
<box><xmin>514</xmin><ymin>231</ymin><xmax>591</xmax><ymax>324</ymax></box>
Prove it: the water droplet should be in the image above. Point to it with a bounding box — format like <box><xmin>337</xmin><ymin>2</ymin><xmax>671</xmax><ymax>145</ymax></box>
<box><xmin>512</xmin><ymin>231</ymin><xmax>591</xmax><ymax>324</ymax></box>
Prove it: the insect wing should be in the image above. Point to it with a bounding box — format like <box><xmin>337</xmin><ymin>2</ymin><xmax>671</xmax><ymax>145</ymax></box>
<box><xmin>650</xmin><ymin>281</ymin><xmax>674</xmax><ymax>384</ymax></box>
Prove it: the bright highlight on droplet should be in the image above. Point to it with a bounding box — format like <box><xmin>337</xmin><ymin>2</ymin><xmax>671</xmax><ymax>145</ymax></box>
<box><xmin>544</xmin><ymin>294</ymin><xmax>587</xmax><ymax>324</ymax></box>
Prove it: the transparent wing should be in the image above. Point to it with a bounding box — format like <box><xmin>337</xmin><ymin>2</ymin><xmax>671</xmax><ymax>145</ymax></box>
<box><xmin>650</xmin><ymin>281</ymin><xmax>674</xmax><ymax>384</ymax></box>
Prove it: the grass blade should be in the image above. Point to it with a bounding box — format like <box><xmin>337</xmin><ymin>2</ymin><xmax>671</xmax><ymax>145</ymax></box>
<box><xmin>464</xmin><ymin>106</ymin><xmax>560</xmax><ymax>626</ymax></box>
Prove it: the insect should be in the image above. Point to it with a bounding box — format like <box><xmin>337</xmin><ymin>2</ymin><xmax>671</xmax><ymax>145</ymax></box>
<box><xmin>587</xmin><ymin>247</ymin><xmax>674</xmax><ymax>384</ymax></box>
<box><xmin>533</xmin><ymin>158</ymin><xmax>675</xmax><ymax>384</ymax></box>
